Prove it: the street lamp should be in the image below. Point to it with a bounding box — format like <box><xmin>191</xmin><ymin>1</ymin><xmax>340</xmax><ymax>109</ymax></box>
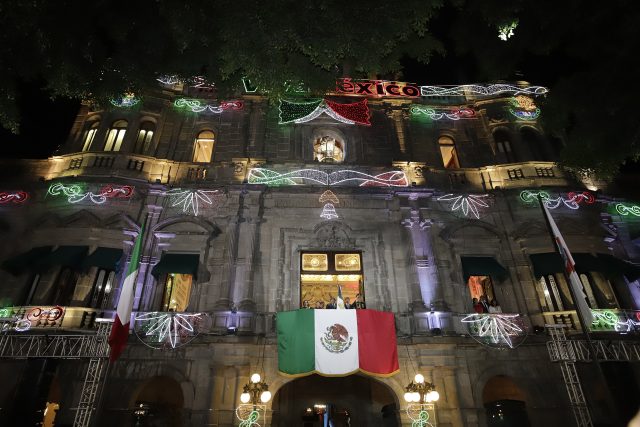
<box><xmin>404</xmin><ymin>374</ymin><xmax>440</xmax><ymax>404</ymax></box>
<box><xmin>240</xmin><ymin>373</ymin><xmax>272</xmax><ymax>406</ymax></box>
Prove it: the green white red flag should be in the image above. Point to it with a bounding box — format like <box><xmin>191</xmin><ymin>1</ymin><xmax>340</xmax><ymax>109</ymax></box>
<box><xmin>277</xmin><ymin>309</ymin><xmax>399</xmax><ymax>377</ymax></box>
<box><xmin>108</xmin><ymin>224</ymin><xmax>144</xmax><ymax>362</ymax></box>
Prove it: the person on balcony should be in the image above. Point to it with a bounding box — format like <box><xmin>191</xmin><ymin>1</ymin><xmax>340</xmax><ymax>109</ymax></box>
<box><xmin>472</xmin><ymin>298</ymin><xmax>485</xmax><ymax>314</ymax></box>
<box><xmin>354</xmin><ymin>294</ymin><xmax>366</xmax><ymax>309</ymax></box>
<box><xmin>344</xmin><ymin>297</ymin><xmax>353</xmax><ymax>309</ymax></box>
<box><xmin>326</xmin><ymin>297</ymin><xmax>337</xmax><ymax>309</ymax></box>
<box><xmin>488</xmin><ymin>300</ymin><xmax>502</xmax><ymax>313</ymax></box>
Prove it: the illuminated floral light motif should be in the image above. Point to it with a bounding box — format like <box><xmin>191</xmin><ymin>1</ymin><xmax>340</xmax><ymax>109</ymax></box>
<box><xmin>420</xmin><ymin>84</ymin><xmax>548</xmax><ymax>97</ymax></box>
<box><xmin>411</xmin><ymin>105</ymin><xmax>476</xmax><ymax>121</ymax></box>
<box><xmin>615</xmin><ymin>203</ymin><xmax>640</xmax><ymax>217</ymax></box>
<box><xmin>519</xmin><ymin>190</ymin><xmax>595</xmax><ymax>210</ymax></box>
<box><xmin>278</xmin><ymin>99</ymin><xmax>371</xmax><ymax>125</ymax></box>
<box><xmin>498</xmin><ymin>20</ymin><xmax>518</xmax><ymax>41</ymax></box>
<box><xmin>508</xmin><ymin>95</ymin><xmax>540</xmax><ymax>121</ymax></box>
<box><xmin>242</xmin><ymin>77</ymin><xmax>258</xmax><ymax>93</ymax></box>
<box><xmin>134</xmin><ymin>312</ymin><xmax>205</xmax><ymax>349</ymax></box>
<box><xmin>174</xmin><ymin>98</ymin><xmax>243</xmax><ymax>114</ymax></box>
<box><xmin>236</xmin><ymin>405</ymin><xmax>264</xmax><ymax>427</ymax></box>
<box><xmin>437</xmin><ymin>194</ymin><xmax>490</xmax><ymax>219</ymax></box>
<box><xmin>461</xmin><ymin>313</ymin><xmax>526</xmax><ymax>348</ymax></box>
<box><xmin>248</xmin><ymin>169</ymin><xmax>408</xmax><ymax>187</ymax></box>
<box><xmin>406</xmin><ymin>405</ymin><xmax>434</xmax><ymax>427</ymax></box>
<box><xmin>167</xmin><ymin>189</ymin><xmax>224</xmax><ymax>216</ymax></box>
<box><xmin>47</xmin><ymin>183</ymin><xmax>134</xmax><ymax>204</ymax></box>
<box><xmin>110</xmin><ymin>93</ymin><xmax>141</xmax><ymax>108</ymax></box>
<box><xmin>0</xmin><ymin>191</ymin><xmax>29</xmax><ymax>204</ymax></box>
<box><xmin>157</xmin><ymin>75</ymin><xmax>182</xmax><ymax>85</ymax></box>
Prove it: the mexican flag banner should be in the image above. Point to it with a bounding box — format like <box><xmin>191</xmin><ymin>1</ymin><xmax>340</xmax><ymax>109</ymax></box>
<box><xmin>277</xmin><ymin>309</ymin><xmax>399</xmax><ymax>377</ymax></box>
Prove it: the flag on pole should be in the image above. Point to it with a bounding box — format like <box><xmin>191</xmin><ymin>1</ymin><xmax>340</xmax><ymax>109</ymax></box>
<box><xmin>108</xmin><ymin>223</ymin><xmax>144</xmax><ymax>362</ymax></box>
<box><xmin>336</xmin><ymin>285</ymin><xmax>345</xmax><ymax>309</ymax></box>
<box><xmin>541</xmin><ymin>202</ymin><xmax>594</xmax><ymax>325</ymax></box>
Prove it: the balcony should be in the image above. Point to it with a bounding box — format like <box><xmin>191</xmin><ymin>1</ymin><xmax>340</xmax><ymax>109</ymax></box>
<box><xmin>541</xmin><ymin>309</ymin><xmax>640</xmax><ymax>334</ymax></box>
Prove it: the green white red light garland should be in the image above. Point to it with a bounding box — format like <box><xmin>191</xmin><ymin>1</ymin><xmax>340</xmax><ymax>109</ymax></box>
<box><xmin>278</xmin><ymin>99</ymin><xmax>370</xmax><ymax>125</ymax></box>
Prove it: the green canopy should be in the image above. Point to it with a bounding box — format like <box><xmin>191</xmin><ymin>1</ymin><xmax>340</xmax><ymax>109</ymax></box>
<box><xmin>461</xmin><ymin>256</ymin><xmax>508</xmax><ymax>281</ymax></box>
<box><xmin>151</xmin><ymin>253</ymin><xmax>199</xmax><ymax>278</ymax></box>
<box><xmin>35</xmin><ymin>246</ymin><xmax>88</xmax><ymax>271</ymax></box>
<box><xmin>1</xmin><ymin>246</ymin><xmax>53</xmax><ymax>275</ymax></box>
<box><xmin>597</xmin><ymin>254</ymin><xmax>640</xmax><ymax>282</ymax></box>
<box><xmin>82</xmin><ymin>247</ymin><xmax>123</xmax><ymax>271</ymax></box>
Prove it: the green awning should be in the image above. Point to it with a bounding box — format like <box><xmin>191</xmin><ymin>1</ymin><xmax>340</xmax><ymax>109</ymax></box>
<box><xmin>151</xmin><ymin>253</ymin><xmax>199</xmax><ymax>278</ymax></box>
<box><xmin>461</xmin><ymin>257</ymin><xmax>508</xmax><ymax>281</ymax></box>
<box><xmin>529</xmin><ymin>252</ymin><xmax>635</xmax><ymax>278</ymax></box>
<box><xmin>597</xmin><ymin>254</ymin><xmax>640</xmax><ymax>282</ymax></box>
<box><xmin>1</xmin><ymin>246</ymin><xmax>53</xmax><ymax>275</ymax></box>
<box><xmin>82</xmin><ymin>247</ymin><xmax>123</xmax><ymax>271</ymax></box>
<box><xmin>36</xmin><ymin>246</ymin><xmax>88</xmax><ymax>271</ymax></box>
<box><xmin>529</xmin><ymin>253</ymin><xmax>564</xmax><ymax>277</ymax></box>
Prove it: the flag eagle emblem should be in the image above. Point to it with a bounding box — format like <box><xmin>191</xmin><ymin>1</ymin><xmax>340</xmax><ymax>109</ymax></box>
<box><xmin>320</xmin><ymin>323</ymin><xmax>353</xmax><ymax>353</ymax></box>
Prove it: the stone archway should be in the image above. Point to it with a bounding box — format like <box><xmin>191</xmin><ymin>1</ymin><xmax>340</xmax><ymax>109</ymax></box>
<box><xmin>132</xmin><ymin>375</ymin><xmax>184</xmax><ymax>427</ymax></box>
<box><xmin>270</xmin><ymin>374</ymin><xmax>400</xmax><ymax>427</ymax></box>
<box><xmin>482</xmin><ymin>375</ymin><xmax>530</xmax><ymax>427</ymax></box>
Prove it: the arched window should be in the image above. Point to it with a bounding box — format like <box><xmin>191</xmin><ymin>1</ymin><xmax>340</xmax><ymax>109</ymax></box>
<box><xmin>192</xmin><ymin>130</ymin><xmax>215</xmax><ymax>163</ymax></box>
<box><xmin>133</xmin><ymin>121</ymin><xmax>155</xmax><ymax>154</ymax></box>
<box><xmin>520</xmin><ymin>127</ymin><xmax>546</xmax><ymax>161</ymax></box>
<box><xmin>493</xmin><ymin>129</ymin><xmax>515</xmax><ymax>163</ymax></box>
<box><xmin>313</xmin><ymin>136</ymin><xmax>344</xmax><ymax>163</ymax></box>
<box><xmin>81</xmin><ymin>121</ymin><xmax>100</xmax><ymax>152</ymax></box>
<box><xmin>103</xmin><ymin>120</ymin><xmax>128</xmax><ymax>152</ymax></box>
<box><xmin>438</xmin><ymin>136</ymin><xmax>460</xmax><ymax>169</ymax></box>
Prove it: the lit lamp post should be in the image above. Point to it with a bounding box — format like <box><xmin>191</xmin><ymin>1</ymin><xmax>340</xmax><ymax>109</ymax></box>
<box><xmin>404</xmin><ymin>374</ymin><xmax>440</xmax><ymax>404</ymax></box>
<box><xmin>240</xmin><ymin>373</ymin><xmax>272</xmax><ymax>407</ymax></box>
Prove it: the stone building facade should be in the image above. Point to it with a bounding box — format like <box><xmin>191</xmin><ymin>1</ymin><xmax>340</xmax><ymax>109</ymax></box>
<box><xmin>1</xmin><ymin>79</ymin><xmax>639</xmax><ymax>427</ymax></box>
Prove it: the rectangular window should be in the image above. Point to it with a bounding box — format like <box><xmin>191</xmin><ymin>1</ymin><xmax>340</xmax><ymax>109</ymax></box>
<box><xmin>467</xmin><ymin>275</ymin><xmax>499</xmax><ymax>312</ymax></box>
<box><xmin>104</xmin><ymin>129</ymin><xmax>126</xmax><ymax>152</ymax></box>
<box><xmin>161</xmin><ymin>273</ymin><xmax>193</xmax><ymax>312</ymax></box>
<box><xmin>193</xmin><ymin>139</ymin><xmax>214</xmax><ymax>163</ymax></box>
<box><xmin>300</xmin><ymin>252</ymin><xmax>363</xmax><ymax>309</ymax></box>
<box><xmin>89</xmin><ymin>269</ymin><xmax>116</xmax><ymax>309</ymax></box>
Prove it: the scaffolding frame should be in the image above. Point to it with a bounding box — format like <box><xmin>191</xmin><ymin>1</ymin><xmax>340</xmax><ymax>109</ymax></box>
<box><xmin>0</xmin><ymin>318</ymin><xmax>112</xmax><ymax>427</ymax></box>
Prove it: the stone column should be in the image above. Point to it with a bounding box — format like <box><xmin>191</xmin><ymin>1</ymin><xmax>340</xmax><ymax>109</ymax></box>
<box><xmin>401</xmin><ymin>206</ymin><xmax>445</xmax><ymax>312</ymax></box>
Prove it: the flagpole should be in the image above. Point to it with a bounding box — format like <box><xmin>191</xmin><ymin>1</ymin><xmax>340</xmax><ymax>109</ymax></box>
<box><xmin>537</xmin><ymin>195</ymin><xmax>619</xmax><ymax>424</ymax></box>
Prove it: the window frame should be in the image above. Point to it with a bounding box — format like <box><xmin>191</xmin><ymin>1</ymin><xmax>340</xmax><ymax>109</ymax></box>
<box><xmin>192</xmin><ymin>130</ymin><xmax>215</xmax><ymax>163</ymax></box>
<box><xmin>81</xmin><ymin>121</ymin><xmax>100</xmax><ymax>152</ymax></box>
<box><xmin>300</xmin><ymin>251</ymin><xmax>363</xmax><ymax>308</ymax></box>
<box><xmin>133</xmin><ymin>121</ymin><xmax>155</xmax><ymax>154</ymax></box>
<box><xmin>438</xmin><ymin>135</ymin><xmax>460</xmax><ymax>169</ymax></box>
<box><xmin>103</xmin><ymin>120</ymin><xmax>128</xmax><ymax>152</ymax></box>
<box><xmin>313</xmin><ymin>135</ymin><xmax>345</xmax><ymax>163</ymax></box>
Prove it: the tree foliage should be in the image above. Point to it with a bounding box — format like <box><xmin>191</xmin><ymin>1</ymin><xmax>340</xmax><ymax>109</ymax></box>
<box><xmin>0</xmin><ymin>0</ymin><xmax>639</xmax><ymax>177</ymax></box>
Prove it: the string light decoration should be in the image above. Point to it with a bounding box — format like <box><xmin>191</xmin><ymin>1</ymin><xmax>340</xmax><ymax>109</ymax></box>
<box><xmin>498</xmin><ymin>20</ymin><xmax>518</xmax><ymax>41</ymax></box>
<box><xmin>406</xmin><ymin>404</ymin><xmax>435</xmax><ymax>427</ymax></box>
<box><xmin>0</xmin><ymin>191</ymin><xmax>29</xmax><ymax>204</ymax></box>
<box><xmin>615</xmin><ymin>203</ymin><xmax>640</xmax><ymax>217</ymax></box>
<box><xmin>166</xmin><ymin>189</ymin><xmax>224</xmax><ymax>216</ymax></box>
<box><xmin>134</xmin><ymin>312</ymin><xmax>206</xmax><ymax>349</ymax></box>
<box><xmin>236</xmin><ymin>404</ymin><xmax>265</xmax><ymax>427</ymax></box>
<box><xmin>110</xmin><ymin>93</ymin><xmax>140</xmax><ymax>108</ymax></box>
<box><xmin>0</xmin><ymin>308</ymin><xmax>32</xmax><ymax>332</ymax></box>
<box><xmin>278</xmin><ymin>99</ymin><xmax>371</xmax><ymax>125</ymax></box>
<box><xmin>319</xmin><ymin>190</ymin><xmax>340</xmax><ymax>220</ymax></box>
<box><xmin>420</xmin><ymin>84</ymin><xmax>548</xmax><ymax>98</ymax></box>
<box><xmin>508</xmin><ymin>95</ymin><xmax>540</xmax><ymax>120</ymax></box>
<box><xmin>248</xmin><ymin>168</ymin><xmax>408</xmax><ymax>187</ymax></box>
<box><xmin>156</xmin><ymin>75</ymin><xmax>182</xmax><ymax>86</ymax></box>
<box><xmin>242</xmin><ymin>78</ymin><xmax>258</xmax><ymax>93</ymax></box>
<box><xmin>461</xmin><ymin>313</ymin><xmax>527</xmax><ymax>348</ymax></box>
<box><xmin>174</xmin><ymin>98</ymin><xmax>243</xmax><ymax>114</ymax></box>
<box><xmin>47</xmin><ymin>183</ymin><xmax>134</xmax><ymax>205</ymax></box>
<box><xmin>437</xmin><ymin>194</ymin><xmax>490</xmax><ymax>219</ymax></box>
<box><xmin>519</xmin><ymin>190</ymin><xmax>595</xmax><ymax>210</ymax></box>
<box><xmin>411</xmin><ymin>105</ymin><xmax>476</xmax><ymax>121</ymax></box>
<box><xmin>590</xmin><ymin>309</ymin><xmax>640</xmax><ymax>333</ymax></box>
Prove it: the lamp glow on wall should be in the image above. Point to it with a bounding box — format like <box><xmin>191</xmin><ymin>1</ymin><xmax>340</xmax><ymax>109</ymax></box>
<box><xmin>404</xmin><ymin>374</ymin><xmax>440</xmax><ymax>404</ymax></box>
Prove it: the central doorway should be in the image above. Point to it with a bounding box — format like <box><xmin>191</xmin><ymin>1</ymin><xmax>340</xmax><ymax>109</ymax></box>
<box><xmin>271</xmin><ymin>374</ymin><xmax>399</xmax><ymax>427</ymax></box>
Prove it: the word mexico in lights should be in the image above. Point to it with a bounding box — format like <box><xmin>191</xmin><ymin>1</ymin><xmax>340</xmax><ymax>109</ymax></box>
<box><xmin>336</xmin><ymin>78</ymin><xmax>421</xmax><ymax>98</ymax></box>
<box><xmin>335</xmin><ymin>78</ymin><xmax>549</xmax><ymax>99</ymax></box>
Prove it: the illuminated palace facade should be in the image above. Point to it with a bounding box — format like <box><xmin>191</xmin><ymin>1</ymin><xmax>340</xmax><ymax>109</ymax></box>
<box><xmin>1</xmin><ymin>78</ymin><xmax>639</xmax><ymax>427</ymax></box>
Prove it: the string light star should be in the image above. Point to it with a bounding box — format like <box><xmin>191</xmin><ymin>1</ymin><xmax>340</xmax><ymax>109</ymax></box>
<box><xmin>134</xmin><ymin>312</ymin><xmax>204</xmax><ymax>349</ymax></box>
<box><xmin>437</xmin><ymin>194</ymin><xmax>490</xmax><ymax>219</ymax></box>
<box><xmin>461</xmin><ymin>313</ymin><xmax>525</xmax><ymax>348</ymax></box>
<box><xmin>167</xmin><ymin>189</ymin><xmax>224</xmax><ymax>216</ymax></box>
